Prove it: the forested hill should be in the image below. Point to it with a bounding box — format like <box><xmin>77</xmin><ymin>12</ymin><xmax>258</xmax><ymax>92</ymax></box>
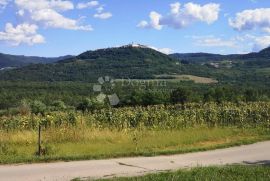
<box><xmin>1</xmin><ymin>45</ymin><xmax>270</xmax><ymax>83</ymax></box>
<box><xmin>0</xmin><ymin>53</ymin><xmax>73</xmax><ymax>68</ymax></box>
<box><xmin>0</xmin><ymin>45</ymin><xmax>181</xmax><ymax>82</ymax></box>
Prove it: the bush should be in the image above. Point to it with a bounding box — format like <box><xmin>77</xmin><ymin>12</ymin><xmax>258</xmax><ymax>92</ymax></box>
<box><xmin>76</xmin><ymin>98</ymin><xmax>104</xmax><ymax>113</ymax></box>
<box><xmin>170</xmin><ymin>88</ymin><xmax>191</xmax><ymax>106</ymax></box>
<box><xmin>31</xmin><ymin>101</ymin><xmax>47</xmax><ymax>116</ymax></box>
<box><xmin>51</xmin><ymin>101</ymin><xmax>67</xmax><ymax>111</ymax></box>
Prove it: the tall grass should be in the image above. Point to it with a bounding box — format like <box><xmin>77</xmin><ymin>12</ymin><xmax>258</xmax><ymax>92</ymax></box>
<box><xmin>0</xmin><ymin>127</ymin><xmax>269</xmax><ymax>164</ymax></box>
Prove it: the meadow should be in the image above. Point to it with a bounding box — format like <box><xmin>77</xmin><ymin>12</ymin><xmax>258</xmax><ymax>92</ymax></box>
<box><xmin>0</xmin><ymin>102</ymin><xmax>270</xmax><ymax>164</ymax></box>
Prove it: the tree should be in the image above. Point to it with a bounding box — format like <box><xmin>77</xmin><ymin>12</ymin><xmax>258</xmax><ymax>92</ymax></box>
<box><xmin>18</xmin><ymin>99</ymin><xmax>31</xmax><ymax>115</ymax></box>
<box><xmin>213</xmin><ymin>88</ymin><xmax>225</xmax><ymax>104</ymax></box>
<box><xmin>244</xmin><ymin>89</ymin><xmax>258</xmax><ymax>102</ymax></box>
<box><xmin>31</xmin><ymin>100</ymin><xmax>47</xmax><ymax>116</ymax></box>
<box><xmin>170</xmin><ymin>88</ymin><xmax>191</xmax><ymax>107</ymax></box>
<box><xmin>51</xmin><ymin>100</ymin><xmax>66</xmax><ymax>111</ymax></box>
<box><xmin>203</xmin><ymin>89</ymin><xmax>215</xmax><ymax>103</ymax></box>
<box><xmin>76</xmin><ymin>98</ymin><xmax>104</xmax><ymax>113</ymax></box>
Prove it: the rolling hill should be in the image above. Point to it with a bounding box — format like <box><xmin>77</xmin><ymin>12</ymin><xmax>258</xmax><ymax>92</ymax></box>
<box><xmin>0</xmin><ymin>53</ymin><xmax>73</xmax><ymax>68</ymax></box>
<box><xmin>0</xmin><ymin>45</ymin><xmax>270</xmax><ymax>84</ymax></box>
<box><xmin>0</xmin><ymin>45</ymin><xmax>181</xmax><ymax>82</ymax></box>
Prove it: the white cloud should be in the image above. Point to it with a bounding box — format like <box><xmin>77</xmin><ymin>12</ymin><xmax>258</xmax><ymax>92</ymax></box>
<box><xmin>137</xmin><ymin>21</ymin><xmax>148</xmax><ymax>28</ymax></box>
<box><xmin>242</xmin><ymin>34</ymin><xmax>270</xmax><ymax>51</ymax></box>
<box><xmin>0</xmin><ymin>0</ymin><xmax>9</xmax><ymax>8</ymax></box>
<box><xmin>184</xmin><ymin>3</ymin><xmax>220</xmax><ymax>24</ymax></box>
<box><xmin>96</xmin><ymin>6</ymin><xmax>104</xmax><ymax>13</ymax></box>
<box><xmin>137</xmin><ymin>11</ymin><xmax>163</xmax><ymax>30</ymax></box>
<box><xmin>229</xmin><ymin>8</ymin><xmax>270</xmax><ymax>33</ymax></box>
<box><xmin>193</xmin><ymin>36</ymin><xmax>237</xmax><ymax>48</ymax></box>
<box><xmin>77</xmin><ymin>1</ymin><xmax>99</xmax><ymax>9</ymax></box>
<box><xmin>15</xmin><ymin>0</ymin><xmax>74</xmax><ymax>11</ymax></box>
<box><xmin>15</xmin><ymin>0</ymin><xmax>92</xmax><ymax>31</ymax></box>
<box><xmin>191</xmin><ymin>34</ymin><xmax>270</xmax><ymax>52</ymax></box>
<box><xmin>32</xmin><ymin>9</ymin><xmax>92</xmax><ymax>30</ymax></box>
<box><xmin>17</xmin><ymin>9</ymin><xmax>25</xmax><ymax>16</ymax></box>
<box><xmin>149</xmin><ymin>46</ymin><xmax>173</xmax><ymax>54</ymax></box>
<box><xmin>233</xmin><ymin>34</ymin><xmax>270</xmax><ymax>52</ymax></box>
<box><xmin>157</xmin><ymin>47</ymin><xmax>173</xmax><ymax>54</ymax></box>
<box><xmin>94</xmin><ymin>12</ymin><xmax>112</xmax><ymax>19</ymax></box>
<box><xmin>0</xmin><ymin>23</ymin><xmax>45</xmax><ymax>46</ymax></box>
<box><xmin>138</xmin><ymin>2</ymin><xmax>220</xmax><ymax>30</ymax></box>
<box><xmin>170</xmin><ymin>2</ymin><xmax>181</xmax><ymax>15</ymax></box>
<box><xmin>252</xmin><ymin>36</ymin><xmax>270</xmax><ymax>51</ymax></box>
<box><xmin>149</xmin><ymin>11</ymin><xmax>163</xmax><ymax>30</ymax></box>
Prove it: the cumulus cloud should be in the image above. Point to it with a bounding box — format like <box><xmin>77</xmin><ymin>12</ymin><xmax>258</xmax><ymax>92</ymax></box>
<box><xmin>15</xmin><ymin>0</ymin><xmax>92</xmax><ymax>31</ymax></box>
<box><xmin>184</xmin><ymin>3</ymin><xmax>220</xmax><ymax>24</ymax></box>
<box><xmin>77</xmin><ymin>1</ymin><xmax>99</xmax><ymax>9</ymax></box>
<box><xmin>229</xmin><ymin>8</ymin><xmax>270</xmax><ymax>33</ymax></box>
<box><xmin>0</xmin><ymin>23</ymin><xmax>45</xmax><ymax>46</ymax></box>
<box><xmin>138</xmin><ymin>2</ymin><xmax>220</xmax><ymax>30</ymax></box>
<box><xmin>137</xmin><ymin>11</ymin><xmax>163</xmax><ymax>30</ymax></box>
<box><xmin>252</xmin><ymin>36</ymin><xmax>270</xmax><ymax>51</ymax></box>
<box><xmin>31</xmin><ymin>9</ymin><xmax>92</xmax><ymax>30</ymax></box>
<box><xmin>242</xmin><ymin>34</ymin><xmax>270</xmax><ymax>51</ymax></box>
<box><xmin>94</xmin><ymin>12</ymin><xmax>112</xmax><ymax>19</ymax></box>
<box><xmin>170</xmin><ymin>2</ymin><xmax>181</xmax><ymax>15</ymax></box>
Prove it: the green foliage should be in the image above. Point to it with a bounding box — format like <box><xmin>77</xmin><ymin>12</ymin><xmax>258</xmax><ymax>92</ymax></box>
<box><xmin>18</xmin><ymin>99</ymin><xmax>31</xmax><ymax>115</ymax></box>
<box><xmin>51</xmin><ymin>100</ymin><xmax>67</xmax><ymax>111</ymax></box>
<box><xmin>0</xmin><ymin>81</ymin><xmax>269</xmax><ymax>110</ymax></box>
<box><xmin>0</xmin><ymin>143</ymin><xmax>17</xmax><ymax>155</ymax></box>
<box><xmin>1</xmin><ymin>102</ymin><xmax>270</xmax><ymax>130</ymax></box>
<box><xmin>0</xmin><ymin>46</ymin><xmax>180</xmax><ymax>82</ymax></box>
<box><xmin>1</xmin><ymin>127</ymin><xmax>268</xmax><ymax>164</ymax></box>
<box><xmin>105</xmin><ymin>165</ymin><xmax>270</xmax><ymax>181</ymax></box>
<box><xmin>170</xmin><ymin>88</ymin><xmax>191</xmax><ymax>105</ymax></box>
<box><xmin>244</xmin><ymin>89</ymin><xmax>259</xmax><ymax>102</ymax></box>
<box><xmin>31</xmin><ymin>100</ymin><xmax>46</xmax><ymax>116</ymax></box>
<box><xmin>124</xmin><ymin>90</ymin><xmax>169</xmax><ymax>106</ymax></box>
<box><xmin>76</xmin><ymin>98</ymin><xmax>104</xmax><ymax>113</ymax></box>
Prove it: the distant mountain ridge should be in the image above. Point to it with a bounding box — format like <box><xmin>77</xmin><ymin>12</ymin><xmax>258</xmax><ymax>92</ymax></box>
<box><xmin>0</xmin><ymin>53</ymin><xmax>74</xmax><ymax>68</ymax></box>
<box><xmin>170</xmin><ymin>47</ymin><xmax>270</xmax><ymax>63</ymax></box>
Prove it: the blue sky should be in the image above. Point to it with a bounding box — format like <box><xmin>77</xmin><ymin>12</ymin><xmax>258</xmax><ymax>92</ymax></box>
<box><xmin>0</xmin><ymin>0</ymin><xmax>270</xmax><ymax>56</ymax></box>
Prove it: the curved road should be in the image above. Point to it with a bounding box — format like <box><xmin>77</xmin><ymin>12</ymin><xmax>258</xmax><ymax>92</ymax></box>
<box><xmin>0</xmin><ymin>141</ymin><xmax>270</xmax><ymax>181</ymax></box>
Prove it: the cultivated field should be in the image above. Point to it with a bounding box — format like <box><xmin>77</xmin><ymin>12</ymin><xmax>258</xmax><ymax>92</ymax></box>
<box><xmin>1</xmin><ymin>102</ymin><xmax>269</xmax><ymax>164</ymax></box>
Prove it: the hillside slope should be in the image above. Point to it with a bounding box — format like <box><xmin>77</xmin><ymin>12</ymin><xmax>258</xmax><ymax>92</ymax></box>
<box><xmin>0</xmin><ymin>45</ymin><xmax>180</xmax><ymax>82</ymax></box>
<box><xmin>0</xmin><ymin>53</ymin><xmax>73</xmax><ymax>68</ymax></box>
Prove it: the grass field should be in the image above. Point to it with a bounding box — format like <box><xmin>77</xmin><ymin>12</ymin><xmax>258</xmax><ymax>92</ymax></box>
<box><xmin>115</xmin><ymin>74</ymin><xmax>218</xmax><ymax>84</ymax></box>
<box><xmin>96</xmin><ymin>165</ymin><xmax>270</xmax><ymax>181</ymax></box>
<box><xmin>155</xmin><ymin>74</ymin><xmax>218</xmax><ymax>84</ymax></box>
<box><xmin>0</xmin><ymin>127</ymin><xmax>269</xmax><ymax>164</ymax></box>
